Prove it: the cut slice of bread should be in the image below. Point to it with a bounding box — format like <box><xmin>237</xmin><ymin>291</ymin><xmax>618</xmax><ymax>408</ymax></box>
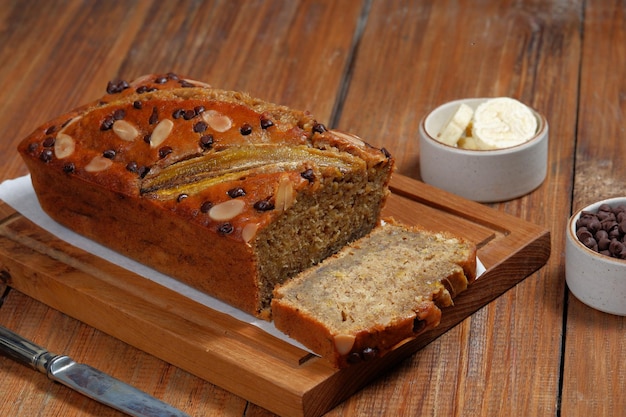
<box><xmin>271</xmin><ymin>221</ymin><xmax>476</xmax><ymax>367</ymax></box>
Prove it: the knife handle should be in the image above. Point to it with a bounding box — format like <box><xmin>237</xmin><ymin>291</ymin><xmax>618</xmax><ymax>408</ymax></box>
<box><xmin>0</xmin><ymin>325</ymin><xmax>57</xmax><ymax>374</ymax></box>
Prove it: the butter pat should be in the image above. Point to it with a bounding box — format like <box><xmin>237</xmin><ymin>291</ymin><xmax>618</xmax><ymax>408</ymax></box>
<box><xmin>471</xmin><ymin>97</ymin><xmax>537</xmax><ymax>149</ymax></box>
<box><xmin>436</xmin><ymin>103</ymin><xmax>474</xmax><ymax>146</ymax></box>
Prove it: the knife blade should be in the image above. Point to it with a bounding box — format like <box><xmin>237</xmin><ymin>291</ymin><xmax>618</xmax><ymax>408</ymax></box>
<box><xmin>0</xmin><ymin>325</ymin><xmax>191</xmax><ymax>417</ymax></box>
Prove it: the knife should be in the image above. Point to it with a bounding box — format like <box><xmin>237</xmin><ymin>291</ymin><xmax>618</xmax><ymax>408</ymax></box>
<box><xmin>0</xmin><ymin>325</ymin><xmax>191</xmax><ymax>417</ymax></box>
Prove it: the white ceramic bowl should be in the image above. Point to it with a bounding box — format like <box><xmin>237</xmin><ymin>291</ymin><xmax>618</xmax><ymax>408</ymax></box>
<box><xmin>566</xmin><ymin>197</ymin><xmax>626</xmax><ymax>316</ymax></box>
<box><xmin>419</xmin><ymin>98</ymin><xmax>548</xmax><ymax>203</ymax></box>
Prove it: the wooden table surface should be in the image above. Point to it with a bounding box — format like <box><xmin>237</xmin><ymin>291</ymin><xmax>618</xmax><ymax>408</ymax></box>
<box><xmin>0</xmin><ymin>1</ymin><xmax>624</xmax><ymax>416</ymax></box>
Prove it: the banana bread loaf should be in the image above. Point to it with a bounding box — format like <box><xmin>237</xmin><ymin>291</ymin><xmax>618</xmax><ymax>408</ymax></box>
<box><xmin>17</xmin><ymin>73</ymin><xmax>394</xmax><ymax>318</ymax></box>
<box><xmin>271</xmin><ymin>222</ymin><xmax>476</xmax><ymax>367</ymax></box>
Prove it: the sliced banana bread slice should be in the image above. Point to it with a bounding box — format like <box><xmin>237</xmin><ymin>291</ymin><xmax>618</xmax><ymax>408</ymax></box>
<box><xmin>271</xmin><ymin>222</ymin><xmax>476</xmax><ymax>367</ymax></box>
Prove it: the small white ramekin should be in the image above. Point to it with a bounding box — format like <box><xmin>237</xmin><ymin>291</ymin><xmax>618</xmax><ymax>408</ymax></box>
<box><xmin>419</xmin><ymin>98</ymin><xmax>548</xmax><ymax>203</ymax></box>
<box><xmin>566</xmin><ymin>197</ymin><xmax>626</xmax><ymax>316</ymax></box>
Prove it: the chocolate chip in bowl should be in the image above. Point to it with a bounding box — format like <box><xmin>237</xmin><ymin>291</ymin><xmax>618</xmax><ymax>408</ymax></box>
<box><xmin>574</xmin><ymin>203</ymin><xmax>626</xmax><ymax>259</ymax></box>
<box><xmin>566</xmin><ymin>197</ymin><xmax>626</xmax><ymax>316</ymax></box>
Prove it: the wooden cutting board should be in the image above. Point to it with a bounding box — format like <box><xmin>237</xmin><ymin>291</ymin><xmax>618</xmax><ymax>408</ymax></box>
<box><xmin>0</xmin><ymin>173</ymin><xmax>550</xmax><ymax>417</ymax></box>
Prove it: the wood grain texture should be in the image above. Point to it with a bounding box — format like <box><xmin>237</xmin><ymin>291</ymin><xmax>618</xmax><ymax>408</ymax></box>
<box><xmin>0</xmin><ymin>1</ymin><xmax>362</xmax><ymax>416</ymax></box>
<box><xmin>332</xmin><ymin>0</ymin><xmax>582</xmax><ymax>416</ymax></box>
<box><xmin>0</xmin><ymin>0</ymin><xmax>623</xmax><ymax>416</ymax></box>
<box><xmin>562</xmin><ymin>1</ymin><xmax>626</xmax><ymax>416</ymax></box>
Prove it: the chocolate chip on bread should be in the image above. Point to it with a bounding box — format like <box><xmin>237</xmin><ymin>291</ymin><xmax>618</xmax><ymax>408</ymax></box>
<box><xmin>18</xmin><ymin>73</ymin><xmax>395</xmax><ymax>318</ymax></box>
<box><xmin>271</xmin><ymin>222</ymin><xmax>476</xmax><ymax>368</ymax></box>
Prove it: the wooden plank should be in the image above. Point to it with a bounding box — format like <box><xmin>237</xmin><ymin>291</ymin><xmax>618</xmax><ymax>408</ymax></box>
<box><xmin>562</xmin><ymin>1</ymin><xmax>626</xmax><ymax>416</ymax></box>
<box><xmin>114</xmin><ymin>0</ymin><xmax>365</xmax><ymax>122</ymax></box>
<box><xmin>331</xmin><ymin>0</ymin><xmax>582</xmax><ymax>415</ymax></box>
<box><xmin>0</xmin><ymin>1</ymin><xmax>154</xmax><ymax>148</ymax></box>
<box><xmin>0</xmin><ymin>173</ymin><xmax>549</xmax><ymax>417</ymax></box>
